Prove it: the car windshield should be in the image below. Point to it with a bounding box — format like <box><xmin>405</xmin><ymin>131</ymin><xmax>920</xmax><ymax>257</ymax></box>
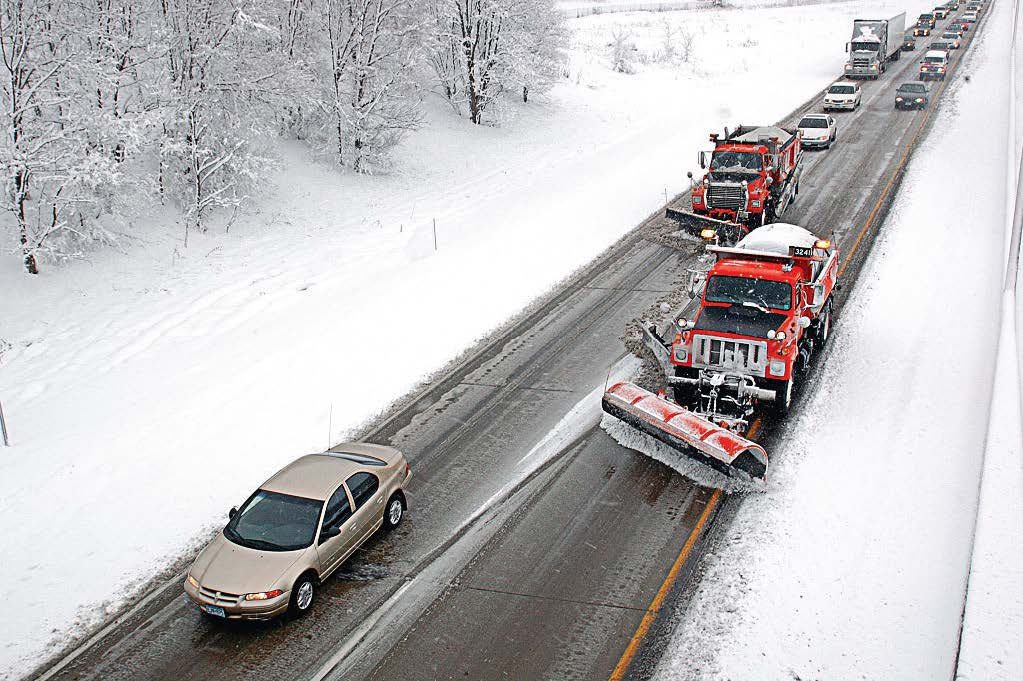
<box><xmin>223</xmin><ymin>489</ymin><xmax>322</xmax><ymax>552</ymax></box>
<box><xmin>942</xmin><ymin>33</ymin><xmax>958</xmax><ymax>38</ymax></box>
<box><xmin>899</xmin><ymin>83</ymin><xmax>926</xmax><ymax>92</ymax></box>
<box><xmin>705</xmin><ymin>275</ymin><xmax>792</xmax><ymax>311</ymax></box>
<box><xmin>924</xmin><ymin>55</ymin><xmax>945</xmax><ymax>62</ymax></box>
<box><xmin>710</xmin><ymin>151</ymin><xmax>761</xmax><ymax>172</ymax></box>
<box><xmin>828</xmin><ymin>85</ymin><xmax>855</xmax><ymax>94</ymax></box>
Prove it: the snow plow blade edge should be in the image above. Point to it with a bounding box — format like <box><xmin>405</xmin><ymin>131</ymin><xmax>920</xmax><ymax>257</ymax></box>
<box><xmin>601</xmin><ymin>381</ymin><xmax>768</xmax><ymax>482</ymax></box>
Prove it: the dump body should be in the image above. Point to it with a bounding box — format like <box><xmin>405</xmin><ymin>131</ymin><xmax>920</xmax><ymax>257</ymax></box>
<box><xmin>845</xmin><ymin>14</ymin><xmax>907</xmax><ymax>78</ymax></box>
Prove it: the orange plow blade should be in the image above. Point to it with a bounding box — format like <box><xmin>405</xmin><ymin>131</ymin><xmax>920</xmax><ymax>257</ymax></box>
<box><xmin>601</xmin><ymin>381</ymin><xmax>768</xmax><ymax>483</ymax></box>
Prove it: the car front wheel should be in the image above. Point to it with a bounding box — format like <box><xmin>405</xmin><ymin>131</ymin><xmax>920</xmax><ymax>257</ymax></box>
<box><xmin>289</xmin><ymin>575</ymin><xmax>316</xmax><ymax>617</ymax></box>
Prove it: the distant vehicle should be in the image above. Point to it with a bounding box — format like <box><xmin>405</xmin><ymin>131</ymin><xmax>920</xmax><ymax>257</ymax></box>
<box><xmin>933</xmin><ymin>6</ymin><xmax>949</xmax><ymax>19</ymax></box>
<box><xmin>895</xmin><ymin>82</ymin><xmax>931</xmax><ymax>109</ymax></box>
<box><xmin>903</xmin><ymin>34</ymin><xmax>917</xmax><ymax>50</ymax></box>
<box><xmin>913</xmin><ymin>25</ymin><xmax>932</xmax><ymax>36</ymax></box>
<box><xmin>962</xmin><ymin>11</ymin><xmax>978</xmax><ymax>22</ymax></box>
<box><xmin>183</xmin><ymin>445</ymin><xmax>412</xmax><ymax>620</ymax></box>
<box><xmin>917</xmin><ymin>13</ymin><xmax>936</xmax><ymax>28</ymax></box>
<box><xmin>797</xmin><ymin>114</ymin><xmax>837</xmax><ymax>149</ymax></box>
<box><xmin>946</xmin><ymin>0</ymin><xmax>960</xmax><ymax>9</ymax></box>
<box><xmin>823</xmin><ymin>81</ymin><xmax>862</xmax><ymax>111</ymax></box>
<box><xmin>920</xmin><ymin>50</ymin><xmax>950</xmax><ymax>80</ymax></box>
<box><xmin>930</xmin><ymin>40</ymin><xmax>955</xmax><ymax>51</ymax></box>
<box><xmin>956</xmin><ymin>20</ymin><xmax>971</xmax><ymax>31</ymax></box>
<box><xmin>966</xmin><ymin>3</ymin><xmax>982</xmax><ymax>12</ymax></box>
<box><xmin>844</xmin><ymin>14</ymin><xmax>907</xmax><ymax>79</ymax></box>
<box><xmin>941</xmin><ymin>30</ymin><xmax>963</xmax><ymax>44</ymax></box>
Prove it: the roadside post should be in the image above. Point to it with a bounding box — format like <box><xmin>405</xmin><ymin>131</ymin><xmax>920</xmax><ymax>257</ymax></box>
<box><xmin>0</xmin><ymin>399</ymin><xmax>9</xmax><ymax>446</ymax></box>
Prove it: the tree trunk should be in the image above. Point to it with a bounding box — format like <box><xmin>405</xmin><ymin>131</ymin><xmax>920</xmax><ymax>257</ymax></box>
<box><xmin>16</xmin><ymin>170</ymin><xmax>38</xmax><ymax>274</ymax></box>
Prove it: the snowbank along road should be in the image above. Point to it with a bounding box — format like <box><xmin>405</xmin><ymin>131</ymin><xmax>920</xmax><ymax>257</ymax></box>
<box><xmin>32</xmin><ymin>4</ymin><xmax>991</xmax><ymax>681</ymax></box>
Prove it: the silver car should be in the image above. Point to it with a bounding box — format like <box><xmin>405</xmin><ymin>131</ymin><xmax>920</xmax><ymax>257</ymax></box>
<box><xmin>184</xmin><ymin>444</ymin><xmax>411</xmax><ymax>620</ymax></box>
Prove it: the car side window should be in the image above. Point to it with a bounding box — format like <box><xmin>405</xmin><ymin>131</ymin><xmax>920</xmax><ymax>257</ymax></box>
<box><xmin>321</xmin><ymin>485</ymin><xmax>353</xmax><ymax>530</ymax></box>
<box><xmin>345</xmin><ymin>472</ymin><xmax>380</xmax><ymax>510</ymax></box>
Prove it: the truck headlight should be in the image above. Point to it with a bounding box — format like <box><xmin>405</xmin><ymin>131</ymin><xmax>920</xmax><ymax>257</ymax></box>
<box><xmin>769</xmin><ymin>360</ymin><xmax>786</xmax><ymax>377</ymax></box>
<box><xmin>673</xmin><ymin>346</ymin><xmax>689</xmax><ymax>362</ymax></box>
<box><xmin>896</xmin><ymin>96</ymin><xmax>904</xmax><ymax>101</ymax></box>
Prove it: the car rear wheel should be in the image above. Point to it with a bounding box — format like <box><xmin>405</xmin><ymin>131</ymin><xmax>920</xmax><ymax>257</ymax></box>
<box><xmin>383</xmin><ymin>493</ymin><xmax>405</xmax><ymax>531</ymax></box>
<box><xmin>289</xmin><ymin>575</ymin><xmax>316</xmax><ymax>617</ymax></box>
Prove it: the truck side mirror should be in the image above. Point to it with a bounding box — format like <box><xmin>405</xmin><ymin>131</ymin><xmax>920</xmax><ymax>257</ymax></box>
<box><xmin>845</xmin><ymin>42</ymin><xmax>850</xmax><ymax>53</ymax></box>
<box><xmin>698</xmin><ymin>151</ymin><xmax>707</xmax><ymax>169</ymax></box>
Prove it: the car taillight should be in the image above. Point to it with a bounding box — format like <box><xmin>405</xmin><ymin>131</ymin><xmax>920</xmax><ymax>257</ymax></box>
<box><xmin>244</xmin><ymin>589</ymin><xmax>284</xmax><ymax>601</ymax></box>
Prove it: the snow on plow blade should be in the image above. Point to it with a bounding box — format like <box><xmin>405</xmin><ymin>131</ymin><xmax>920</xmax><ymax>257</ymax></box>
<box><xmin>601</xmin><ymin>381</ymin><xmax>768</xmax><ymax>483</ymax></box>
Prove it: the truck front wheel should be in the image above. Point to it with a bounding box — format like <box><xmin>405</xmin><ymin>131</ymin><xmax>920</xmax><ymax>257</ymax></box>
<box><xmin>772</xmin><ymin>377</ymin><xmax>796</xmax><ymax>416</ymax></box>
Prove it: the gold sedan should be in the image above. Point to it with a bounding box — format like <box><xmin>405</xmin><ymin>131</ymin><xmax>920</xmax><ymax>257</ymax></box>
<box><xmin>183</xmin><ymin>444</ymin><xmax>411</xmax><ymax>620</ymax></box>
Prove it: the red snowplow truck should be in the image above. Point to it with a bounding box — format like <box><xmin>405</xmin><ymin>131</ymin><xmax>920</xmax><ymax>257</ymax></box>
<box><xmin>602</xmin><ymin>223</ymin><xmax>839</xmax><ymax>484</ymax></box>
<box><xmin>687</xmin><ymin>125</ymin><xmax>803</xmax><ymax>231</ymax></box>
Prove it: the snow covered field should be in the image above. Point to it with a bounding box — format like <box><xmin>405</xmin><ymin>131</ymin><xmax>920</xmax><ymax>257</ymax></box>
<box><xmin>651</xmin><ymin>2</ymin><xmax>1015</xmax><ymax>679</ymax></box>
<box><xmin>0</xmin><ymin>0</ymin><xmax>939</xmax><ymax>676</ymax></box>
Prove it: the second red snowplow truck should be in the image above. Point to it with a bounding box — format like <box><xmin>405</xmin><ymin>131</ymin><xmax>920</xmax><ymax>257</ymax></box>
<box><xmin>690</xmin><ymin>125</ymin><xmax>803</xmax><ymax>230</ymax></box>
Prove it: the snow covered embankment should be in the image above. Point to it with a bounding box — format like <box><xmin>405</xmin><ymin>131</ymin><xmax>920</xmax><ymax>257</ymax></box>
<box><xmin>954</xmin><ymin>3</ymin><xmax>1023</xmax><ymax>676</ymax></box>
<box><xmin>652</xmin><ymin>2</ymin><xmax>1012</xmax><ymax>679</ymax></box>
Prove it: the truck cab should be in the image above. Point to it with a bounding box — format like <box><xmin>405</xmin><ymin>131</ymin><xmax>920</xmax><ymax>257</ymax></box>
<box><xmin>669</xmin><ymin>224</ymin><xmax>838</xmax><ymax>416</ymax></box>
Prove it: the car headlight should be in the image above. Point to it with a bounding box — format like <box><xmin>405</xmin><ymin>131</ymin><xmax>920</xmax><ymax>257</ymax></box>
<box><xmin>244</xmin><ymin>589</ymin><xmax>285</xmax><ymax>601</ymax></box>
<box><xmin>751</xmin><ymin>200</ymin><xmax>761</xmax><ymax>208</ymax></box>
<box><xmin>896</xmin><ymin>96</ymin><xmax>903</xmax><ymax>101</ymax></box>
<box><xmin>769</xmin><ymin>360</ymin><xmax>786</xmax><ymax>377</ymax></box>
<box><xmin>187</xmin><ymin>574</ymin><xmax>200</xmax><ymax>589</ymax></box>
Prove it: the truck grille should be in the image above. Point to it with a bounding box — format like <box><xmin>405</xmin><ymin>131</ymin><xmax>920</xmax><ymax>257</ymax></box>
<box><xmin>706</xmin><ymin>183</ymin><xmax>744</xmax><ymax>210</ymax></box>
<box><xmin>692</xmin><ymin>336</ymin><xmax>768</xmax><ymax>376</ymax></box>
<box><xmin>852</xmin><ymin>57</ymin><xmax>873</xmax><ymax>67</ymax></box>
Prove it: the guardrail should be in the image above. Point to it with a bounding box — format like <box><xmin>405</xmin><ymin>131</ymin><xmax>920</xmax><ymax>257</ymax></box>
<box><xmin>953</xmin><ymin>0</ymin><xmax>1023</xmax><ymax>677</ymax></box>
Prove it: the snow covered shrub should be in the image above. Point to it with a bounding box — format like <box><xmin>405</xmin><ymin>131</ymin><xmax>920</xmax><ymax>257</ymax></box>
<box><xmin>610</xmin><ymin>25</ymin><xmax>636</xmax><ymax>74</ymax></box>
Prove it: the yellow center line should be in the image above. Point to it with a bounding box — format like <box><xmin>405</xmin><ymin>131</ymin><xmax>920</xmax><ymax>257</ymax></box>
<box><xmin>608</xmin><ymin>486</ymin><xmax>723</xmax><ymax>681</ymax></box>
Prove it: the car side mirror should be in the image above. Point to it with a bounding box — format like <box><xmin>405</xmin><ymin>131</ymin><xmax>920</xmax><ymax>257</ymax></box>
<box><xmin>228</xmin><ymin>506</ymin><xmax>238</xmax><ymax>520</ymax></box>
<box><xmin>319</xmin><ymin>525</ymin><xmax>341</xmax><ymax>543</ymax></box>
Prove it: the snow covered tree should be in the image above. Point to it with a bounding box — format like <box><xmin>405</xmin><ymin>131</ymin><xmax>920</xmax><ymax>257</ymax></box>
<box><xmin>156</xmin><ymin>0</ymin><xmax>281</xmax><ymax>236</ymax></box>
<box><xmin>321</xmin><ymin>0</ymin><xmax>422</xmax><ymax>172</ymax></box>
<box><xmin>428</xmin><ymin>0</ymin><xmax>565</xmax><ymax>124</ymax></box>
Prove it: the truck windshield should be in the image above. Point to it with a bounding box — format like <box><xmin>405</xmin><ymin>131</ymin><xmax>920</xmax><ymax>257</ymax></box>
<box><xmin>710</xmin><ymin>151</ymin><xmax>761</xmax><ymax>172</ymax></box>
<box><xmin>850</xmin><ymin>41</ymin><xmax>879</xmax><ymax>52</ymax></box>
<box><xmin>705</xmin><ymin>275</ymin><xmax>792</xmax><ymax>311</ymax></box>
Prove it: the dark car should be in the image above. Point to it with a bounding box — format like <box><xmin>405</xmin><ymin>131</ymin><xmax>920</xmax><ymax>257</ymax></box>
<box><xmin>903</xmin><ymin>35</ymin><xmax>917</xmax><ymax>50</ymax></box>
<box><xmin>930</xmin><ymin>40</ymin><xmax>954</xmax><ymax>51</ymax></box>
<box><xmin>895</xmin><ymin>82</ymin><xmax>931</xmax><ymax>110</ymax></box>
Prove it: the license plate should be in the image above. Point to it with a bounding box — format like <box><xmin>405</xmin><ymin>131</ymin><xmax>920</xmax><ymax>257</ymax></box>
<box><xmin>203</xmin><ymin>605</ymin><xmax>226</xmax><ymax>618</ymax></box>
